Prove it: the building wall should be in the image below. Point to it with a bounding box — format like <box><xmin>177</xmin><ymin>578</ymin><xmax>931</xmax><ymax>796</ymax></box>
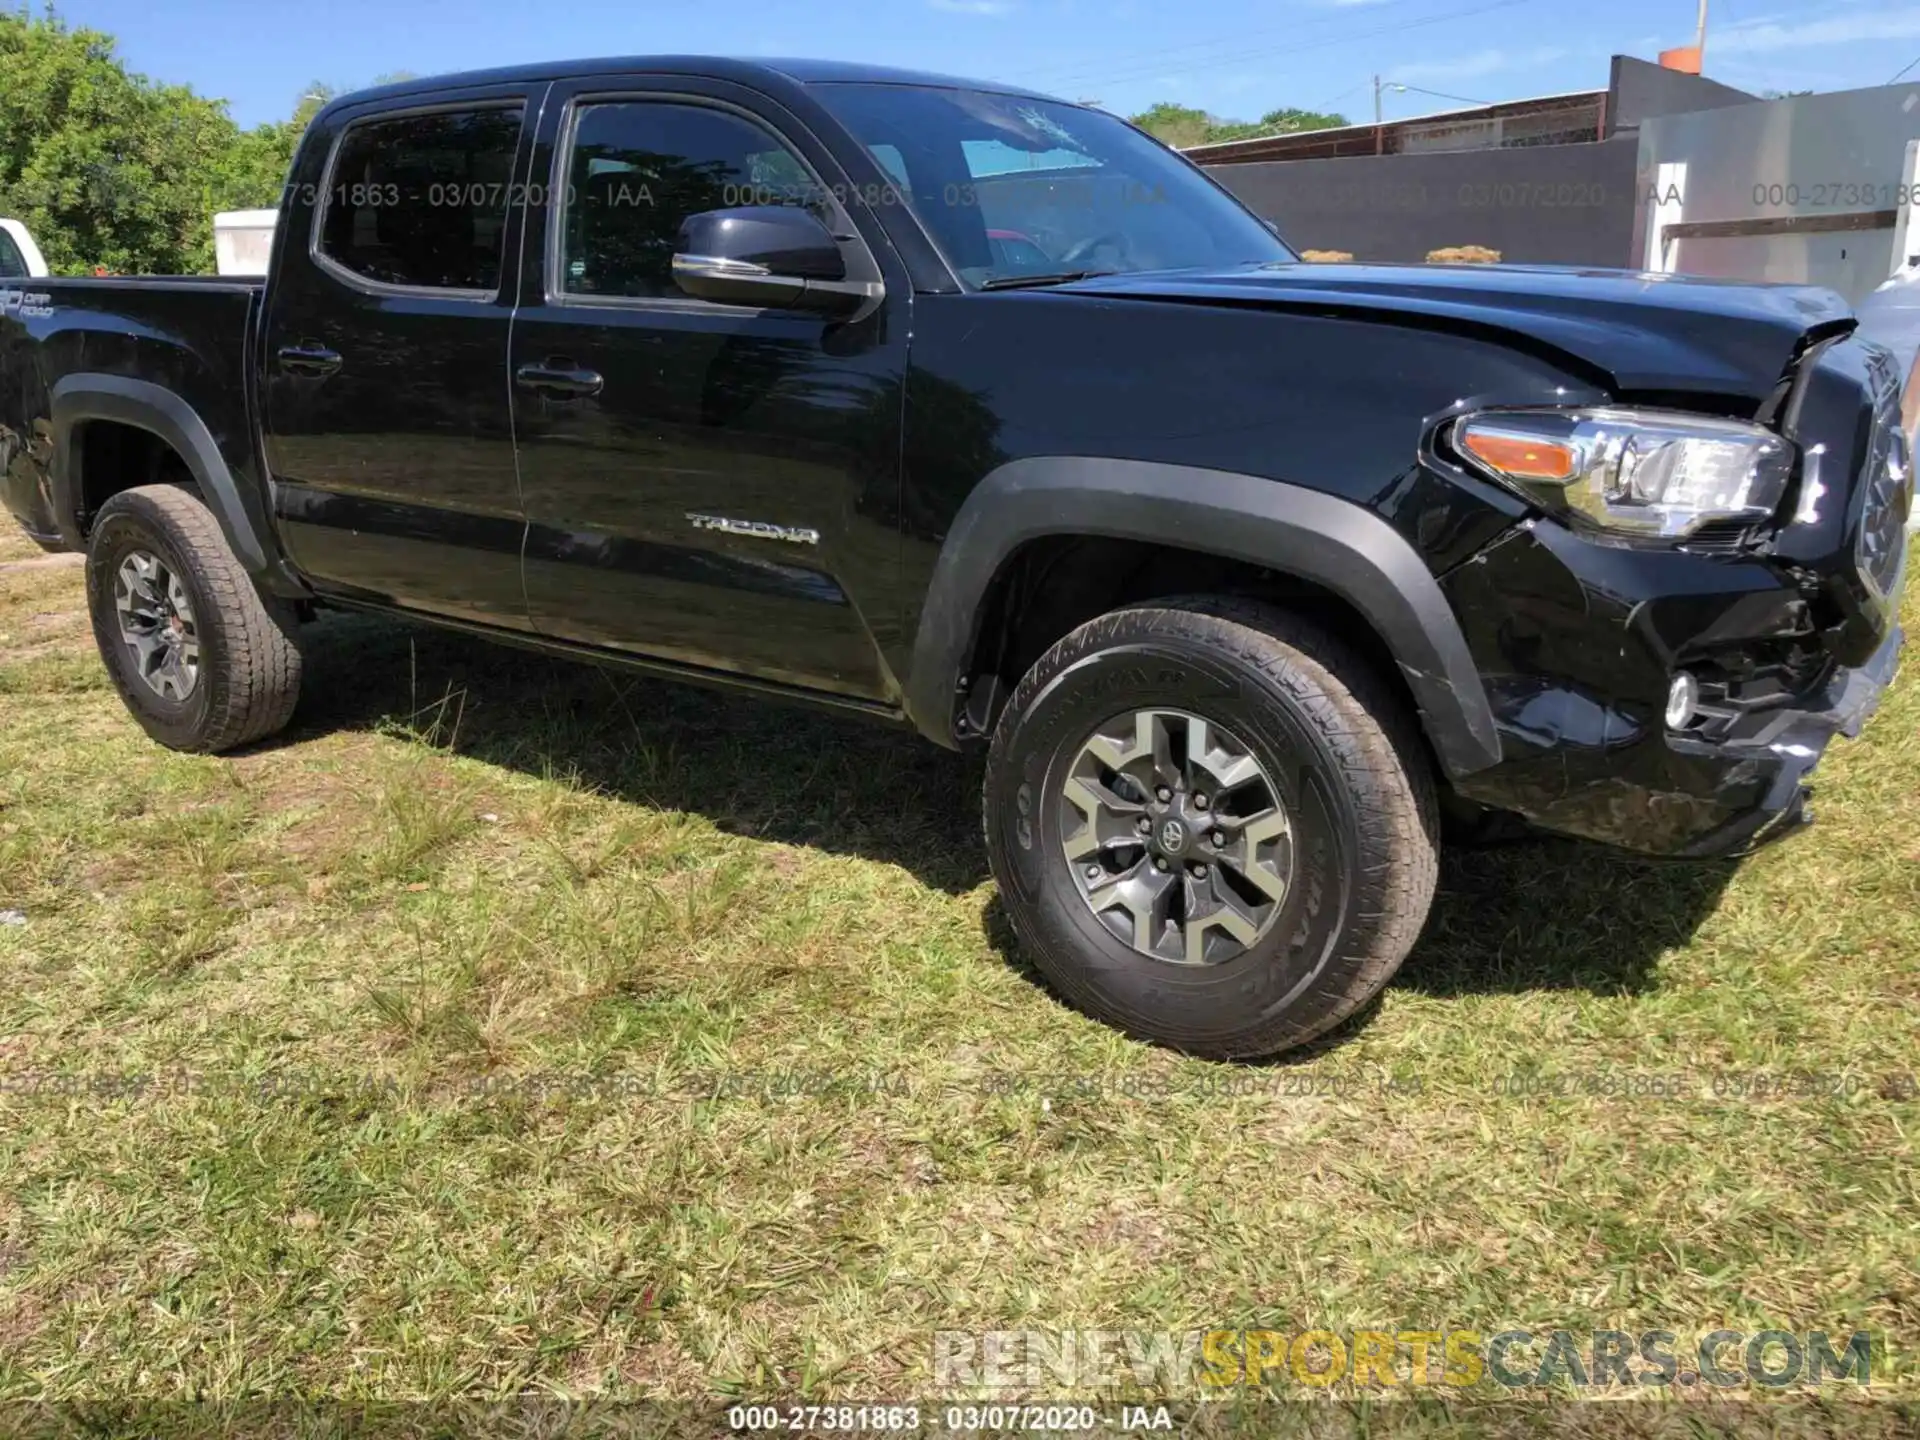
<box><xmin>1204</xmin><ymin>138</ymin><xmax>1640</xmax><ymax>267</ymax></box>
<box><xmin>1633</xmin><ymin>84</ymin><xmax>1920</xmax><ymax>302</ymax></box>
<box><xmin>1605</xmin><ymin>55</ymin><xmax>1756</xmax><ymax>135</ymax></box>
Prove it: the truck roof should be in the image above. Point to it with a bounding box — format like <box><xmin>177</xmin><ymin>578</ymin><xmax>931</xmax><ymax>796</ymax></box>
<box><xmin>324</xmin><ymin>56</ymin><xmax>1060</xmax><ymax>115</ymax></box>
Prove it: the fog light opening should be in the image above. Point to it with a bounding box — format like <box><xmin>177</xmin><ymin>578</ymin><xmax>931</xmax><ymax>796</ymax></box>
<box><xmin>1666</xmin><ymin>671</ymin><xmax>1701</xmax><ymax>730</ymax></box>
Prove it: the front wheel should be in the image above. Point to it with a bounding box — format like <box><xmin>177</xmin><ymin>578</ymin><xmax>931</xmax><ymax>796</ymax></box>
<box><xmin>86</xmin><ymin>485</ymin><xmax>302</xmax><ymax>753</ymax></box>
<box><xmin>983</xmin><ymin>598</ymin><xmax>1439</xmax><ymax>1059</ymax></box>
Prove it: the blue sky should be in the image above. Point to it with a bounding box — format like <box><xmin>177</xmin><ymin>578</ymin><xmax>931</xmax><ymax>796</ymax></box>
<box><xmin>51</xmin><ymin>0</ymin><xmax>1920</xmax><ymax>129</ymax></box>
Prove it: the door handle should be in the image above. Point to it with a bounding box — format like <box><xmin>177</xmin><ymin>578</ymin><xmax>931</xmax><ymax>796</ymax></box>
<box><xmin>277</xmin><ymin>344</ymin><xmax>342</xmax><ymax>376</ymax></box>
<box><xmin>515</xmin><ymin>360</ymin><xmax>604</xmax><ymax>399</ymax></box>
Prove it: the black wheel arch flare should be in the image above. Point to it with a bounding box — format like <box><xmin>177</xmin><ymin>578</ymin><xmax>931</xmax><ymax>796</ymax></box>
<box><xmin>903</xmin><ymin>456</ymin><xmax>1504</xmax><ymax>780</ymax></box>
<box><xmin>47</xmin><ymin>373</ymin><xmax>309</xmax><ymax>600</ymax></box>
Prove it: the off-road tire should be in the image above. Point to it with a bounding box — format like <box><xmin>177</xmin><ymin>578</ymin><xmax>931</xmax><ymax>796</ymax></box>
<box><xmin>86</xmin><ymin>485</ymin><xmax>301</xmax><ymax>753</ymax></box>
<box><xmin>983</xmin><ymin>597</ymin><xmax>1439</xmax><ymax>1059</ymax></box>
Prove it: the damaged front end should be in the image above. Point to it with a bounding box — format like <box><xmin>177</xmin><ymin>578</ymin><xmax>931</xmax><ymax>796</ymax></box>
<box><xmin>1437</xmin><ymin>333</ymin><xmax>1911</xmax><ymax>859</ymax></box>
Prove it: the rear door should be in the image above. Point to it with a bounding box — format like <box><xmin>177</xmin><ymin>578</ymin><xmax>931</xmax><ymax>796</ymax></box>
<box><xmin>508</xmin><ymin>75</ymin><xmax>909</xmax><ymax>699</ymax></box>
<box><xmin>262</xmin><ymin>86</ymin><xmax>539</xmax><ymax>629</ymax></box>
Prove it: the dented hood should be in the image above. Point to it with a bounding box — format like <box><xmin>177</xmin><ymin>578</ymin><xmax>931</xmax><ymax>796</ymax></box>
<box><xmin>1060</xmin><ymin>262</ymin><xmax>1854</xmax><ymax>402</ymax></box>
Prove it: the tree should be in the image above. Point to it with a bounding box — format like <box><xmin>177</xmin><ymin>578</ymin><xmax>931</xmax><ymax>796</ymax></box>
<box><xmin>0</xmin><ymin>10</ymin><xmax>298</xmax><ymax>274</ymax></box>
<box><xmin>1128</xmin><ymin>102</ymin><xmax>1218</xmax><ymax>149</ymax></box>
<box><xmin>1257</xmin><ymin>106</ymin><xmax>1349</xmax><ymax>134</ymax></box>
<box><xmin>290</xmin><ymin>82</ymin><xmax>338</xmax><ymax>132</ymax></box>
<box><xmin>1129</xmin><ymin>100</ymin><xmax>1348</xmax><ymax>149</ymax></box>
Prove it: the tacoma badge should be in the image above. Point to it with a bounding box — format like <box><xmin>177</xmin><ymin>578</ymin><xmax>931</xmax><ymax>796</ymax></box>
<box><xmin>685</xmin><ymin>512</ymin><xmax>821</xmax><ymax>545</ymax></box>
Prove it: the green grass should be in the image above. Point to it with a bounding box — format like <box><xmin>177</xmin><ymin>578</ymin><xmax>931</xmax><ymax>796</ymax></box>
<box><xmin>0</xmin><ymin>521</ymin><xmax>1915</xmax><ymax>1433</ymax></box>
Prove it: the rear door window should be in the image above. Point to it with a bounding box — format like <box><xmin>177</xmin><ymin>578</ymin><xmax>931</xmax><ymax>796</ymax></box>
<box><xmin>318</xmin><ymin>106</ymin><xmax>524</xmax><ymax>292</ymax></box>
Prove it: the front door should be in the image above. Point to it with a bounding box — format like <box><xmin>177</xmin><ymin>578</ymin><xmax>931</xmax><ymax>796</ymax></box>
<box><xmin>262</xmin><ymin>89</ymin><xmax>537</xmax><ymax>630</ymax></box>
<box><xmin>508</xmin><ymin>78</ymin><xmax>907</xmax><ymax>699</ymax></box>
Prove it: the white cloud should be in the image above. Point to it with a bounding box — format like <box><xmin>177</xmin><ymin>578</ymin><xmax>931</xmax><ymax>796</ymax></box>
<box><xmin>928</xmin><ymin>0</ymin><xmax>1014</xmax><ymax>13</ymax></box>
<box><xmin>1715</xmin><ymin>9</ymin><xmax>1920</xmax><ymax>52</ymax></box>
<box><xmin>1388</xmin><ymin>45</ymin><xmax>1569</xmax><ymax>85</ymax></box>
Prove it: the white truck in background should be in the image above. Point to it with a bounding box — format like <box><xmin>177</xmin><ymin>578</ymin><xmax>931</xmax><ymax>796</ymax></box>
<box><xmin>213</xmin><ymin>210</ymin><xmax>277</xmax><ymax>277</ymax></box>
<box><xmin>3</xmin><ymin>213</ymin><xmax>277</xmax><ymax>279</ymax></box>
<box><xmin>0</xmin><ymin>219</ymin><xmax>48</xmax><ymax>278</ymax></box>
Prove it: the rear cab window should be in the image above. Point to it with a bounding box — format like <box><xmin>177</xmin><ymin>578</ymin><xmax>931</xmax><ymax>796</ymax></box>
<box><xmin>317</xmin><ymin>106</ymin><xmax>525</xmax><ymax>293</ymax></box>
<box><xmin>0</xmin><ymin>229</ymin><xmax>27</xmax><ymax>279</ymax></box>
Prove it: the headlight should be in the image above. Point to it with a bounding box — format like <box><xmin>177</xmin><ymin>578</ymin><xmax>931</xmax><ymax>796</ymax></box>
<box><xmin>1452</xmin><ymin>407</ymin><xmax>1795</xmax><ymax>540</ymax></box>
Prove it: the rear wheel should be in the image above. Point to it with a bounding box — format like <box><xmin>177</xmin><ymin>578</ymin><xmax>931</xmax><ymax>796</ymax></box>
<box><xmin>86</xmin><ymin>485</ymin><xmax>302</xmax><ymax>753</ymax></box>
<box><xmin>983</xmin><ymin>597</ymin><xmax>1439</xmax><ymax>1059</ymax></box>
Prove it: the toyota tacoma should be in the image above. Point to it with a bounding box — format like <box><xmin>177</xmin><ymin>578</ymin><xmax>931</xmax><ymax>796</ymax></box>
<box><xmin>0</xmin><ymin>58</ymin><xmax>1909</xmax><ymax>1057</ymax></box>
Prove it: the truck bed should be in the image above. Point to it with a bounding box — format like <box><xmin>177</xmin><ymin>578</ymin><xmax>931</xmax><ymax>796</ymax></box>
<box><xmin>1</xmin><ymin>277</ymin><xmax>263</xmax><ymax>546</ymax></box>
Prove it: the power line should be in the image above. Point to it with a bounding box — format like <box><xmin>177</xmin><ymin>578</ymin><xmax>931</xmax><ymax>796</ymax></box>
<box><xmin>1383</xmin><ymin>82</ymin><xmax>1492</xmax><ymax>108</ymax></box>
<box><xmin>1890</xmin><ymin>53</ymin><xmax>1920</xmax><ymax>84</ymax></box>
<box><xmin>1014</xmin><ymin>0</ymin><xmax>1445</xmax><ymax>87</ymax></box>
<box><xmin>1022</xmin><ymin>0</ymin><xmax>1540</xmax><ymax>98</ymax></box>
<box><xmin>1309</xmin><ymin>80</ymin><xmax>1374</xmax><ymax>114</ymax></box>
<box><xmin>1015</xmin><ymin>0</ymin><xmax>1533</xmax><ymax>93</ymax></box>
<box><xmin>1371</xmin><ymin>79</ymin><xmax>1491</xmax><ymax>127</ymax></box>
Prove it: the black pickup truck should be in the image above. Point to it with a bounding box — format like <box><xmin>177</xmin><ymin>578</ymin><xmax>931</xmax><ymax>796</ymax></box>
<box><xmin>1</xmin><ymin>58</ymin><xmax>1910</xmax><ymax>1057</ymax></box>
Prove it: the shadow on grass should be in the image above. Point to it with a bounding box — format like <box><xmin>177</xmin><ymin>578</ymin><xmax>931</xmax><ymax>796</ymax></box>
<box><xmin>979</xmin><ymin>840</ymin><xmax>1737</xmax><ymax>1057</ymax></box>
<box><xmin>1400</xmin><ymin>844</ymin><xmax>1738</xmax><ymax>999</ymax></box>
<box><xmin>290</xmin><ymin>610</ymin><xmax>1738</xmax><ymax>1012</ymax></box>
<box><xmin>1285</xmin><ymin>845</ymin><xmax>1738</xmax><ymax>1057</ymax></box>
<box><xmin>288</xmin><ymin>611</ymin><xmax>989</xmax><ymax>895</ymax></box>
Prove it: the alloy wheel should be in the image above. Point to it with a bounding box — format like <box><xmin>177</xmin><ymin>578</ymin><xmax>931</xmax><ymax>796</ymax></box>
<box><xmin>114</xmin><ymin>549</ymin><xmax>200</xmax><ymax>702</ymax></box>
<box><xmin>1059</xmin><ymin>708</ymin><xmax>1293</xmax><ymax>965</ymax></box>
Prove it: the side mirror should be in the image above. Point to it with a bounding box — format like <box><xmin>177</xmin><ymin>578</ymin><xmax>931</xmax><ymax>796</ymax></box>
<box><xmin>672</xmin><ymin>206</ymin><xmax>881</xmax><ymax>315</ymax></box>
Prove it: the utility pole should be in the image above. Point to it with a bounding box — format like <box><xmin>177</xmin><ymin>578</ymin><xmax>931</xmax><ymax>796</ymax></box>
<box><xmin>1373</xmin><ymin>74</ymin><xmax>1383</xmax><ymax>125</ymax></box>
<box><xmin>1657</xmin><ymin>0</ymin><xmax>1708</xmax><ymax>72</ymax></box>
<box><xmin>1373</xmin><ymin>74</ymin><xmax>1383</xmax><ymax>155</ymax></box>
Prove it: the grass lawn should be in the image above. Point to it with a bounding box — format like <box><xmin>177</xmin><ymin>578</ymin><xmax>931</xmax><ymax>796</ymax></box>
<box><xmin>0</xmin><ymin>520</ymin><xmax>1915</xmax><ymax>1433</ymax></box>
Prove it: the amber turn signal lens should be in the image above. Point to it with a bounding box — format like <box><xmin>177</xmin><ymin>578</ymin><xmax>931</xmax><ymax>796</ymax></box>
<box><xmin>1459</xmin><ymin>428</ymin><xmax>1576</xmax><ymax>481</ymax></box>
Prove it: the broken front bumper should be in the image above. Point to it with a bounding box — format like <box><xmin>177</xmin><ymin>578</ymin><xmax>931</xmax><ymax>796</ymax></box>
<box><xmin>1449</xmin><ymin>620</ymin><xmax>1903</xmax><ymax>861</ymax></box>
<box><xmin>1441</xmin><ymin>516</ymin><xmax>1906</xmax><ymax>861</ymax></box>
<box><xmin>1670</xmin><ymin>621</ymin><xmax>1903</xmax><ymax>858</ymax></box>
